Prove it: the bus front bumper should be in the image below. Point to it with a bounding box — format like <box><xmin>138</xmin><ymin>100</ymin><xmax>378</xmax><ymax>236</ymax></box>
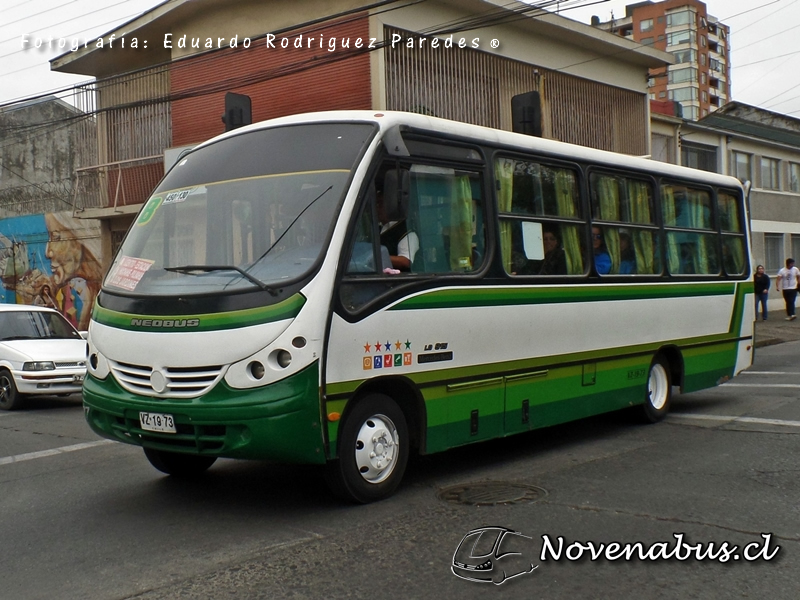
<box><xmin>82</xmin><ymin>362</ymin><xmax>326</xmax><ymax>465</ymax></box>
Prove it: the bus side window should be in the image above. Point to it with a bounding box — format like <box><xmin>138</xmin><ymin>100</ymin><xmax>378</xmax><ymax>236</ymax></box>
<box><xmin>496</xmin><ymin>156</ymin><xmax>584</xmax><ymax>276</ymax></box>
<box><xmin>662</xmin><ymin>183</ymin><xmax>718</xmax><ymax>275</ymax></box>
<box><xmin>718</xmin><ymin>190</ymin><xmax>746</xmax><ymax>276</ymax></box>
<box><xmin>589</xmin><ymin>173</ymin><xmax>660</xmax><ymax>276</ymax></box>
<box><xmin>406</xmin><ymin>166</ymin><xmax>484</xmax><ymax>274</ymax></box>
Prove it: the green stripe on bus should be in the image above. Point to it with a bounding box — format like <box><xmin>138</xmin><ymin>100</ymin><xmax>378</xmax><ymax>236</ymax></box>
<box><xmin>325</xmin><ymin>332</ymin><xmax>742</xmax><ymax>399</ymax></box>
<box><xmin>92</xmin><ymin>293</ymin><xmax>306</xmax><ymax>332</ymax></box>
<box><xmin>389</xmin><ymin>282</ymin><xmax>737</xmax><ymax>311</ymax></box>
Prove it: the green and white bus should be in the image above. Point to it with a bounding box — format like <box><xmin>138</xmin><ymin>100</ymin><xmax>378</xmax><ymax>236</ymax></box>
<box><xmin>83</xmin><ymin>111</ymin><xmax>753</xmax><ymax>503</ymax></box>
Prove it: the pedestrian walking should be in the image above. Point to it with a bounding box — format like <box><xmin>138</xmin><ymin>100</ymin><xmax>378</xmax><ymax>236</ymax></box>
<box><xmin>776</xmin><ymin>258</ymin><xmax>800</xmax><ymax>321</ymax></box>
<box><xmin>754</xmin><ymin>265</ymin><xmax>770</xmax><ymax>321</ymax></box>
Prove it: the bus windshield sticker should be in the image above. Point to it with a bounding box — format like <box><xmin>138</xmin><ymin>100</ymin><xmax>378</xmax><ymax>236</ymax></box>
<box><xmin>163</xmin><ymin>188</ymin><xmax>193</xmax><ymax>204</ymax></box>
<box><xmin>136</xmin><ymin>195</ymin><xmax>163</xmax><ymax>226</ymax></box>
<box><xmin>106</xmin><ymin>256</ymin><xmax>155</xmax><ymax>291</ymax></box>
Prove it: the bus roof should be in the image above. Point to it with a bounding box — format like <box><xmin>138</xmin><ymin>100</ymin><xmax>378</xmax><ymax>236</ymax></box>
<box><xmin>197</xmin><ymin>110</ymin><xmax>744</xmax><ymax>190</ymax></box>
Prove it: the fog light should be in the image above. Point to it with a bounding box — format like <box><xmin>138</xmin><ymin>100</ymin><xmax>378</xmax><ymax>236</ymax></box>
<box><xmin>277</xmin><ymin>350</ymin><xmax>292</xmax><ymax>368</ymax></box>
<box><xmin>292</xmin><ymin>336</ymin><xmax>307</xmax><ymax>348</ymax></box>
<box><xmin>249</xmin><ymin>361</ymin><xmax>265</xmax><ymax>380</ymax></box>
<box><xmin>90</xmin><ymin>354</ymin><xmax>98</xmax><ymax>370</ymax></box>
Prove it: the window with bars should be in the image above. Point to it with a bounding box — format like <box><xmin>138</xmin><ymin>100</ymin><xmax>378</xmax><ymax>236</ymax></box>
<box><xmin>760</xmin><ymin>157</ymin><xmax>780</xmax><ymax>190</ymax></box>
<box><xmin>790</xmin><ymin>163</ymin><xmax>800</xmax><ymax>193</ymax></box>
<box><xmin>732</xmin><ymin>151</ymin><xmax>751</xmax><ymax>183</ymax></box>
<box><xmin>764</xmin><ymin>233</ymin><xmax>783</xmax><ymax>272</ymax></box>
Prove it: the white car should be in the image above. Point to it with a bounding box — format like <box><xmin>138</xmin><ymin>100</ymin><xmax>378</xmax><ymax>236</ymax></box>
<box><xmin>0</xmin><ymin>304</ymin><xmax>88</xmax><ymax>410</ymax></box>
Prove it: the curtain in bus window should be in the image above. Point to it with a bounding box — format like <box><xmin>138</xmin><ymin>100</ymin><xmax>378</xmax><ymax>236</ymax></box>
<box><xmin>724</xmin><ymin>237</ymin><xmax>745</xmax><ymax>274</ymax></box>
<box><xmin>554</xmin><ymin>170</ymin><xmax>583</xmax><ymax>275</ymax></box>
<box><xmin>719</xmin><ymin>193</ymin><xmax>741</xmax><ymax>232</ymax></box>
<box><xmin>628</xmin><ymin>180</ymin><xmax>655</xmax><ymax>274</ymax></box>
<box><xmin>450</xmin><ymin>176</ymin><xmax>474</xmax><ymax>271</ymax></box>
<box><xmin>688</xmin><ymin>189</ymin><xmax>711</xmax><ymax>273</ymax></box>
<box><xmin>496</xmin><ymin>158</ymin><xmax>514</xmax><ymax>273</ymax></box>
<box><xmin>661</xmin><ymin>186</ymin><xmax>680</xmax><ymax>273</ymax></box>
<box><xmin>595</xmin><ymin>175</ymin><xmax>621</xmax><ymax>273</ymax></box>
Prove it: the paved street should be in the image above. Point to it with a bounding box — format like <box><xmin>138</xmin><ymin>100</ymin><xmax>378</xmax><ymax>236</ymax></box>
<box><xmin>1</xmin><ymin>338</ymin><xmax>798</xmax><ymax>600</ymax></box>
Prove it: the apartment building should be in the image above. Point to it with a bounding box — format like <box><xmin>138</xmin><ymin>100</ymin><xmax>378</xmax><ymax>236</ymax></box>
<box><xmin>594</xmin><ymin>0</ymin><xmax>730</xmax><ymax>120</ymax></box>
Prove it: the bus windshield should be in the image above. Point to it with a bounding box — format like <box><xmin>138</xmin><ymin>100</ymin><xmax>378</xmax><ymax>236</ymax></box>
<box><xmin>104</xmin><ymin>122</ymin><xmax>376</xmax><ymax>296</ymax></box>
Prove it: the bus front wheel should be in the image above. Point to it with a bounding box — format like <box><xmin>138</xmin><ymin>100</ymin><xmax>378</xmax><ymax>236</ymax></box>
<box><xmin>325</xmin><ymin>393</ymin><xmax>409</xmax><ymax>504</ymax></box>
<box><xmin>143</xmin><ymin>447</ymin><xmax>217</xmax><ymax>477</ymax></box>
<box><xmin>642</xmin><ymin>356</ymin><xmax>671</xmax><ymax>423</ymax></box>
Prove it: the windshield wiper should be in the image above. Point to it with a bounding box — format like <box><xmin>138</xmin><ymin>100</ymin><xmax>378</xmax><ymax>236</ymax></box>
<box><xmin>250</xmin><ymin>185</ymin><xmax>333</xmax><ymax>268</ymax></box>
<box><xmin>164</xmin><ymin>265</ymin><xmax>274</xmax><ymax>293</ymax></box>
<box><xmin>164</xmin><ymin>185</ymin><xmax>334</xmax><ymax>296</ymax></box>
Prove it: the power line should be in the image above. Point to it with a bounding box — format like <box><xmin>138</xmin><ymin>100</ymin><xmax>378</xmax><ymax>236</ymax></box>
<box><xmin>0</xmin><ymin>0</ymin><xmax>81</xmax><ymax>29</ymax></box>
<box><xmin>0</xmin><ymin>0</ymin><xmax>659</xmax><ymax>150</ymax></box>
<box><xmin>731</xmin><ymin>0</ymin><xmax>799</xmax><ymax>33</ymax></box>
<box><xmin>735</xmin><ymin>21</ymin><xmax>800</xmax><ymax>52</ymax></box>
<box><xmin>720</xmin><ymin>0</ymin><xmax>783</xmax><ymax>21</ymax></box>
<box><xmin>737</xmin><ymin>49</ymin><xmax>800</xmax><ymax>68</ymax></box>
<box><xmin>0</xmin><ymin>0</ymin><xmax>36</xmax><ymax>16</ymax></box>
<box><xmin>0</xmin><ymin>0</ymin><xmax>140</xmax><ymax>48</ymax></box>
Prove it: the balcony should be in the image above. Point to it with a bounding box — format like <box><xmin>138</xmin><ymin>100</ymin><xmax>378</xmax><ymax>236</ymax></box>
<box><xmin>73</xmin><ymin>155</ymin><xmax>163</xmax><ymax>217</ymax></box>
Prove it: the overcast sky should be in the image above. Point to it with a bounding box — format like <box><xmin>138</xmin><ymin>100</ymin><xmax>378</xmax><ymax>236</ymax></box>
<box><xmin>1</xmin><ymin>0</ymin><xmax>799</xmax><ymax>117</ymax></box>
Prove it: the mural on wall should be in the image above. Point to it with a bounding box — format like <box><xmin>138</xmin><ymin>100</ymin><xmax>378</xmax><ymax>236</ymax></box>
<box><xmin>0</xmin><ymin>212</ymin><xmax>103</xmax><ymax>330</ymax></box>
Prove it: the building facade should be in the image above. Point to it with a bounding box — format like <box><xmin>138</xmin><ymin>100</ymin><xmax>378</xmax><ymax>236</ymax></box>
<box><xmin>594</xmin><ymin>0</ymin><xmax>730</xmax><ymax>121</ymax></box>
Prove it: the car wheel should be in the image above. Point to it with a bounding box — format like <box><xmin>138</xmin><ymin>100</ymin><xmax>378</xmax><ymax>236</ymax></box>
<box><xmin>325</xmin><ymin>393</ymin><xmax>409</xmax><ymax>504</ymax></box>
<box><xmin>0</xmin><ymin>370</ymin><xmax>23</xmax><ymax>411</ymax></box>
<box><xmin>642</xmin><ymin>355</ymin><xmax>671</xmax><ymax>423</ymax></box>
<box><xmin>143</xmin><ymin>447</ymin><xmax>217</xmax><ymax>477</ymax></box>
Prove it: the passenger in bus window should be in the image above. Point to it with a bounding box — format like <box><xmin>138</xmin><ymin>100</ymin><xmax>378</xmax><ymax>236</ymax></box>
<box><xmin>592</xmin><ymin>227</ymin><xmax>611</xmax><ymax>274</ymax></box>
<box><xmin>376</xmin><ymin>187</ymin><xmax>419</xmax><ymax>272</ymax></box>
<box><xmin>618</xmin><ymin>230</ymin><xmax>636</xmax><ymax>274</ymax></box>
<box><xmin>538</xmin><ymin>228</ymin><xmax>567</xmax><ymax>275</ymax></box>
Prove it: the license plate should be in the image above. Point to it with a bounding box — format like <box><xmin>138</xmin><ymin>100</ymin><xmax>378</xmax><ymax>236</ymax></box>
<box><xmin>139</xmin><ymin>412</ymin><xmax>176</xmax><ymax>433</ymax></box>
<box><xmin>73</xmin><ymin>374</ymin><xmax>85</xmax><ymax>382</ymax></box>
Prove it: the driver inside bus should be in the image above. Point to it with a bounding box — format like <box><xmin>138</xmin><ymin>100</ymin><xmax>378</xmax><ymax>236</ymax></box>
<box><xmin>376</xmin><ymin>178</ymin><xmax>418</xmax><ymax>272</ymax></box>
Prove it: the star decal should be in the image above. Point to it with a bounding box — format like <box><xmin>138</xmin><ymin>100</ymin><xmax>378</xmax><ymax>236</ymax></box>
<box><xmin>405</xmin><ymin>339</ymin><xmax>411</xmax><ymax>349</ymax></box>
<box><xmin>364</xmin><ymin>342</ymin><xmax>372</xmax><ymax>353</ymax></box>
<box><xmin>384</xmin><ymin>341</ymin><xmax>392</xmax><ymax>351</ymax></box>
<box><xmin>395</xmin><ymin>340</ymin><xmax>402</xmax><ymax>350</ymax></box>
<box><xmin>375</xmin><ymin>341</ymin><xmax>382</xmax><ymax>352</ymax></box>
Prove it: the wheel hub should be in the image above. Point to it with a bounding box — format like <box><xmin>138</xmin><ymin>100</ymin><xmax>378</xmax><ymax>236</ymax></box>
<box><xmin>354</xmin><ymin>415</ymin><xmax>399</xmax><ymax>484</ymax></box>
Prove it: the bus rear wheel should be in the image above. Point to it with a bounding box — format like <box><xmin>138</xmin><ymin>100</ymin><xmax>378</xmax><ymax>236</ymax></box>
<box><xmin>642</xmin><ymin>356</ymin><xmax>671</xmax><ymax>423</ymax></box>
<box><xmin>143</xmin><ymin>447</ymin><xmax>217</xmax><ymax>477</ymax></box>
<box><xmin>325</xmin><ymin>393</ymin><xmax>409</xmax><ymax>504</ymax></box>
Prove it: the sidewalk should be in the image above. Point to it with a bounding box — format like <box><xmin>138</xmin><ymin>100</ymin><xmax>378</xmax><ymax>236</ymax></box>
<box><xmin>754</xmin><ymin>314</ymin><xmax>800</xmax><ymax>347</ymax></box>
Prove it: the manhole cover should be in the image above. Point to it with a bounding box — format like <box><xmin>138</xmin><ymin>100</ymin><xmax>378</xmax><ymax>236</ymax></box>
<box><xmin>437</xmin><ymin>481</ymin><xmax>547</xmax><ymax>506</ymax></box>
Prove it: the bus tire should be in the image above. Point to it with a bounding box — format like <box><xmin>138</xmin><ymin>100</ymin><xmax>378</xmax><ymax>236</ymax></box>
<box><xmin>0</xmin><ymin>370</ymin><xmax>23</xmax><ymax>411</ymax></box>
<box><xmin>642</xmin><ymin>355</ymin><xmax>671</xmax><ymax>423</ymax></box>
<box><xmin>325</xmin><ymin>393</ymin><xmax>409</xmax><ymax>504</ymax></box>
<box><xmin>143</xmin><ymin>447</ymin><xmax>217</xmax><ymax>477</ymax></box>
